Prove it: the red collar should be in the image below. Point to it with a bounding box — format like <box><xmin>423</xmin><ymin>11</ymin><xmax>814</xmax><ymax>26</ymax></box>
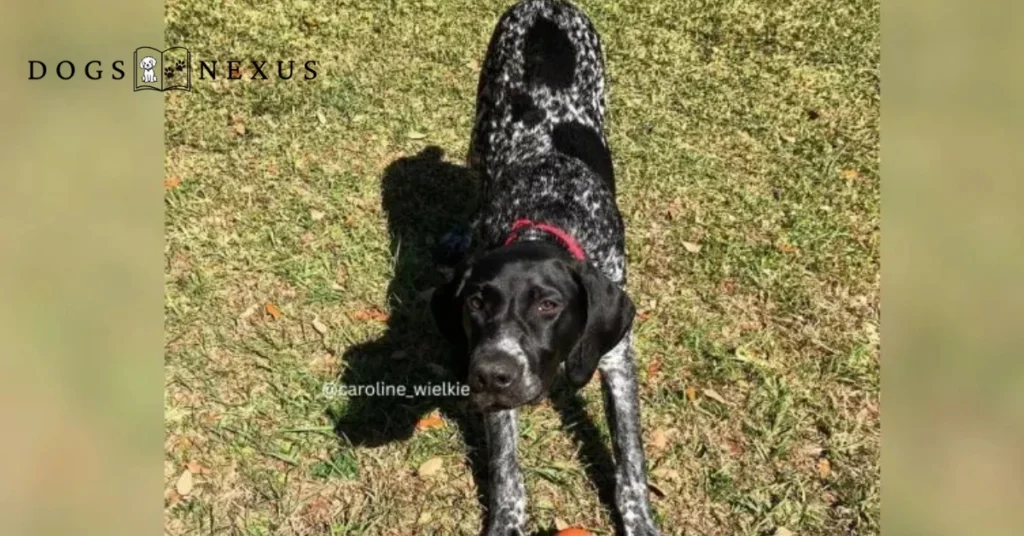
<box><xmin>502</xmin><ymin>219</ymin><xmax>586</xmax><ymax>261</ymax></box>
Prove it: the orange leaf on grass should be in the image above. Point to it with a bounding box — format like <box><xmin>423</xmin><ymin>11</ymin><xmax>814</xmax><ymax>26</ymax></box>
<box><xmin>554</xmin><ymin>528</ymin><xmax>596</xmax><ymax>536</ymax></box>
<box><xmin>265</xmin><ymin>302</ymin><xmax>282</xmax><ymax>320</ymax></box>
<box><xmin>164</xmin><ymin>176</ymin><xmax>182</xmax><ymax>190</ymax></box>
<box><xmin>351</xmin><ymin>307</ymin><xmax>389</xmax><ymax>323</ymax></box>
<box><xmin>817</xmin><ymin>458</ymin><xmax>832</xmax><ymax>479</ymax></box>
<box><xmin>684</xmin><ymin>386</ymin><xmax>697</xmax><ymax>402</ymax></box>
<box><xmin>415</xmin><ymin>410</ymin><xmax>446</xmax><ymax>431</ymax></box>
<box><xmin>645</xmin><ymin>359</ymin><xmax>661</xmax><ymax>378</ymax></box>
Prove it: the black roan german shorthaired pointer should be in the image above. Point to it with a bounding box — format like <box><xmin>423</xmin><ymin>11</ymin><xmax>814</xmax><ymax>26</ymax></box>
<box><xmin>431</xmin><ymin>1</ymin><xmax>660</xmax><ymax>534</ymax></box>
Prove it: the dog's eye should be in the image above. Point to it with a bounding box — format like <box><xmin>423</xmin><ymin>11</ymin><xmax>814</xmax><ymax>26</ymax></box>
<box><xmin>466</xmin><ymin>295</ymin><xmax>485</xmax><ymax>311</ymax></box>
<box><xmin>537</xmin><ymin>299</ymin><xmax>560</xmax><ymax>313</ymax></box>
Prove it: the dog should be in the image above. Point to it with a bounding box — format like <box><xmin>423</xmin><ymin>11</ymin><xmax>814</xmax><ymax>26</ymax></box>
<box><xmin>140</xmin><ymin>56</ymin><xmax>158</xmax><ymax>83</ymax></box>
<box><xmin>430</xmin><ymin>1</ymin><xmax>660</xmax><ymax>534</ymax></box>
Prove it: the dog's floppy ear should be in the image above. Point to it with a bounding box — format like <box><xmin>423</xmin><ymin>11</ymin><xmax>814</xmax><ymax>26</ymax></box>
<box><xmin>566</xmin><ymin>261</ymin><xmax>635</xmax><ymax>387</ymax></box>
<box><xmin>430</xmin><ymin>262</ymin><xmax>472</xmax><ymax>381</ymax></box>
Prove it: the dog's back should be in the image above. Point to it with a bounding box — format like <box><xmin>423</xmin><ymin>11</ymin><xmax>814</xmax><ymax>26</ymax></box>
<box><xmin>469</xmin><ymin>0</ymin><xmax>625</xmax><ymax>284</ymax></box>
<box><xmin>470</xmin><ymin>0</ymin><xmax>612</xmax><ymax>188</ymax></box>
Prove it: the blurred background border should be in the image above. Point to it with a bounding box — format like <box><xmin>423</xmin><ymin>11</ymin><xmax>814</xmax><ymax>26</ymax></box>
<box><xmin>883</xmin><ymin>0</ymin><xmax>1024</xmax><ymax>535</ymax></box>
<box><xmin>0</xmin><ymin>1</ymin><xmax>163</xmax><ymax>535</ymax></box>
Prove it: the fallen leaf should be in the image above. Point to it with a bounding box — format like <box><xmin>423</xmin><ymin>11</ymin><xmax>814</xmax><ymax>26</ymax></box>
<box><xmin>407</xmin><ymin>130</ymin><xmax>427</xmax><ymax>140</ymax></box>
<box><xmin>703</xmin><ymin>388</ymin><xmax>729</xmax><ymax>406</ymax></box>
<box><xmin>164</xmin><ymin>175</ymin><xmax>182</xmax><ymax>190</ymax></box>
<box><xmin>649</xmin><ymin>428</ymin><xmax>670</xmax><ymax>452</ymax></box>
<box><xmin>645</xmin><ymin>357</ymin><xmax>661</xmax><ymax>378</ymax></box>
<box><xmin>682</xmin><ymin>241</ymin><xmax>702</xmax><ymax>254</ymax></box>
<box><xmin>417</xmin><ymin>511</ymin><xmax>432</xmax><ymax>524</ymax></box>
<box><xmin>417</xmin><ymin>456</ymin><xmax>443</xmax><ymax>477</ymax></box>
<box><xmin>648</xmin><ymin>482</ymin><xmax>667</xmax><ymax>498</ymax></box>
<box><xmin>351</xmin><ymin>307</ymin><xmax>389</xmax><ymax>322</ymax></box>
<box><xmin>311</xmin><ymin>316</ymin><xmax>328</xmax><ymax>336</ymax></box>
<box><xmin>724</xmin><ymin>438</ymin><xmax>745</xmax><ymax>456</ymax></box>
<box><xmin>265</xmin><ymin>302</ymin><xmax>282</xmax><ymax>320</ymax></box>
<box><xmin>777</xmin><ymin>241</ymin><xmax>798</xmax><ymax>254</ymax></box>
<box><xmin>636</xmin><ymin>311</ymin><xmax>651</xmax><ymax>321</ymax></box>
<box><xmin>165</xmin><ymin>489</ymin><xmax>182</xmax><ymax>507</ymax></box>
<box><xmin>185</xmin><ymin>461</ymin><xmax>207</xmax><ymax>474</ymax></box>
<box><xmin>316</xmin><ymin>110</ymin><xmax>327</xmax><ymax>125</ymax></box>
<box><xmin>415</xmin><ymin>410</ymin><xmax>446</xmax><ymax>431</ymax></box>
<box><xmin>684</xmin><ymin>386</ymin><xmax>697</xmax><ymax>402</ymax></box>
<box><xmin>175</xmin><ymin>469</ymin><xmax>194</xmax><ymax>496</ymax></box>
<box><xmin>840</xmin><ymin>168</ymin><xmax>860</xmax><ymax>181</ymax></box>
<box><xmin>774</xmin><ymin>527</ymin><xmax>794</xmax><ymax>536</ymax></box>
<box><xmin>231</xmin><ymin>122</ymin><xmax>246</xmax><ymax>136</ymax></box>
<box><xmin>817</xmin><ymin>458</ymin><xmax>831</xmax><ymax>479</ymax></box>
<box><xmin>310</xmin><ymin>209</ymin><xmax>326</xmax><ymax>221</ymax></box>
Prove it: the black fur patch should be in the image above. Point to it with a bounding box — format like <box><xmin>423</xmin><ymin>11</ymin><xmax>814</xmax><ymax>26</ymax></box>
<box><xmin>510</xmin><ymin>92</ymin><xmax>546</xmax><ymax>127</ymax></box>
<box><xmin>524</xmin><ymin>17</ymin><xmax>576</xmax><ymax>90</ymax></box>
<box><xmin>552</xmin><ymin>121</ymin><xmax>614</xmax><ymax>185</ymax></box>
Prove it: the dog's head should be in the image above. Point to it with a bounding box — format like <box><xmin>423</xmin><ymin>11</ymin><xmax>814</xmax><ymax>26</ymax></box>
<box><xmin>140</xmin><ymin>56</ymin><xmax>157</xmax><ymax>69</ymax></box>
<box><xmin>431</xmin><ymin>241</ymin><xmax>634</xmax><ymax>412</ymax></box>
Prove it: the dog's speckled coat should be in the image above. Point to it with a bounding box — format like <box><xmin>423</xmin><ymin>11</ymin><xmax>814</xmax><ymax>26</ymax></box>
<box><xmin>466</xmin><ymin>1</ymin><xmax>659</xmax><ymax>534</ymax></box>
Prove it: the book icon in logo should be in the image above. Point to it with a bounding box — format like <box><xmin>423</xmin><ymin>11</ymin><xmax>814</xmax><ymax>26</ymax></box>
<box><xmin>134</xmin><ymin>46</ymin><xmax>191</xmax><ymax>92</ymax></box>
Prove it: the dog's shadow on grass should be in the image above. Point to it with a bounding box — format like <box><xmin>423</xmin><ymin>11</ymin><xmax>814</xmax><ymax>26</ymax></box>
<box><xmin>326</xmin><ymin>145</ymin><xmax>621</xmax><ymax>535</ymax></box>
<box><xmin>327</xmin><ymin>144</ymin><xmax>491</xmax><ymax>507</ymax></box>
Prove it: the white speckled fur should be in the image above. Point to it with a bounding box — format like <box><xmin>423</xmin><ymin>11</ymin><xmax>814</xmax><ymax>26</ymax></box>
<box><xmin>468</xmin><ymin>1</ymin><xmax>660</xmax><ymax>534</ymax></box>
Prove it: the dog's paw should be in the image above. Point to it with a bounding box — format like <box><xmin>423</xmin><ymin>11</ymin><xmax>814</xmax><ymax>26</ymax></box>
<box><xmin>483</xmin><ymin>526</ymin><xmax>523</xmax><ymax>536</ymax></box>
<box><xmin>622</xmin><ymin>518</ymin><xmax>661</xmax><ymax>536</ymax></box>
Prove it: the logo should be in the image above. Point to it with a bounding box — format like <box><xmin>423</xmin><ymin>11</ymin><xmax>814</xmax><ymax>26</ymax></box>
<box><xmin>27</xmin><ymin>46</ymin><xmax>318</xmax><ymax>91</ymax></box>
<box><xmin>134</xmin><ymin>46</ymin><xmax>191</xmax><ymax>92</ymax></box>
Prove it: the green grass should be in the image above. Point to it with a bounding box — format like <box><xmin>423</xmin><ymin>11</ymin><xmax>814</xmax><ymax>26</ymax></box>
<box><xmin>164</xmin><ymin>0</ymin><xmax>879</xmax><ymax>534</ymax></box>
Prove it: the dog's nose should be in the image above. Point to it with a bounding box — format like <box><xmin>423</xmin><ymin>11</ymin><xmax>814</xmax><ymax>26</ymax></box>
<box><xmin>469</xmin><ymin>359</ymin><xmax>520</xmax><ymax>393</ymax></box>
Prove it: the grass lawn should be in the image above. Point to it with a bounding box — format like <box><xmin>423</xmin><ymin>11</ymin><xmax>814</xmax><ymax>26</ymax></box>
<box><xmin>164</xmin><ymin>0</ymin><xmax>879</xmax><ymax>534</ymax></box>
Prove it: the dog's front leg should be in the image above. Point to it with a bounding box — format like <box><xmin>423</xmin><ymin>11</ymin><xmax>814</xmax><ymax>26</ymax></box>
<box><xmin>483</xmin><ymin>409</ymin><xmax>526</xmax><ymax>536</ymax></box>
<box><xmin>599</xmin><ymin>337</ymin><xmax>660</xmax><ymax>536</ymax></box>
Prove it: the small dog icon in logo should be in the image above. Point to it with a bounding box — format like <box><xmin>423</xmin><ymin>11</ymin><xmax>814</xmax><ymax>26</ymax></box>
<box><xmin>140</xmin><ymin>56</ymin><xmax>158</xmax><ymax>83</ymax></box>
<box><xmin>134</xmin><ymin>46</ymin><xmax>191</xmax><ymax>92</ymax></box>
